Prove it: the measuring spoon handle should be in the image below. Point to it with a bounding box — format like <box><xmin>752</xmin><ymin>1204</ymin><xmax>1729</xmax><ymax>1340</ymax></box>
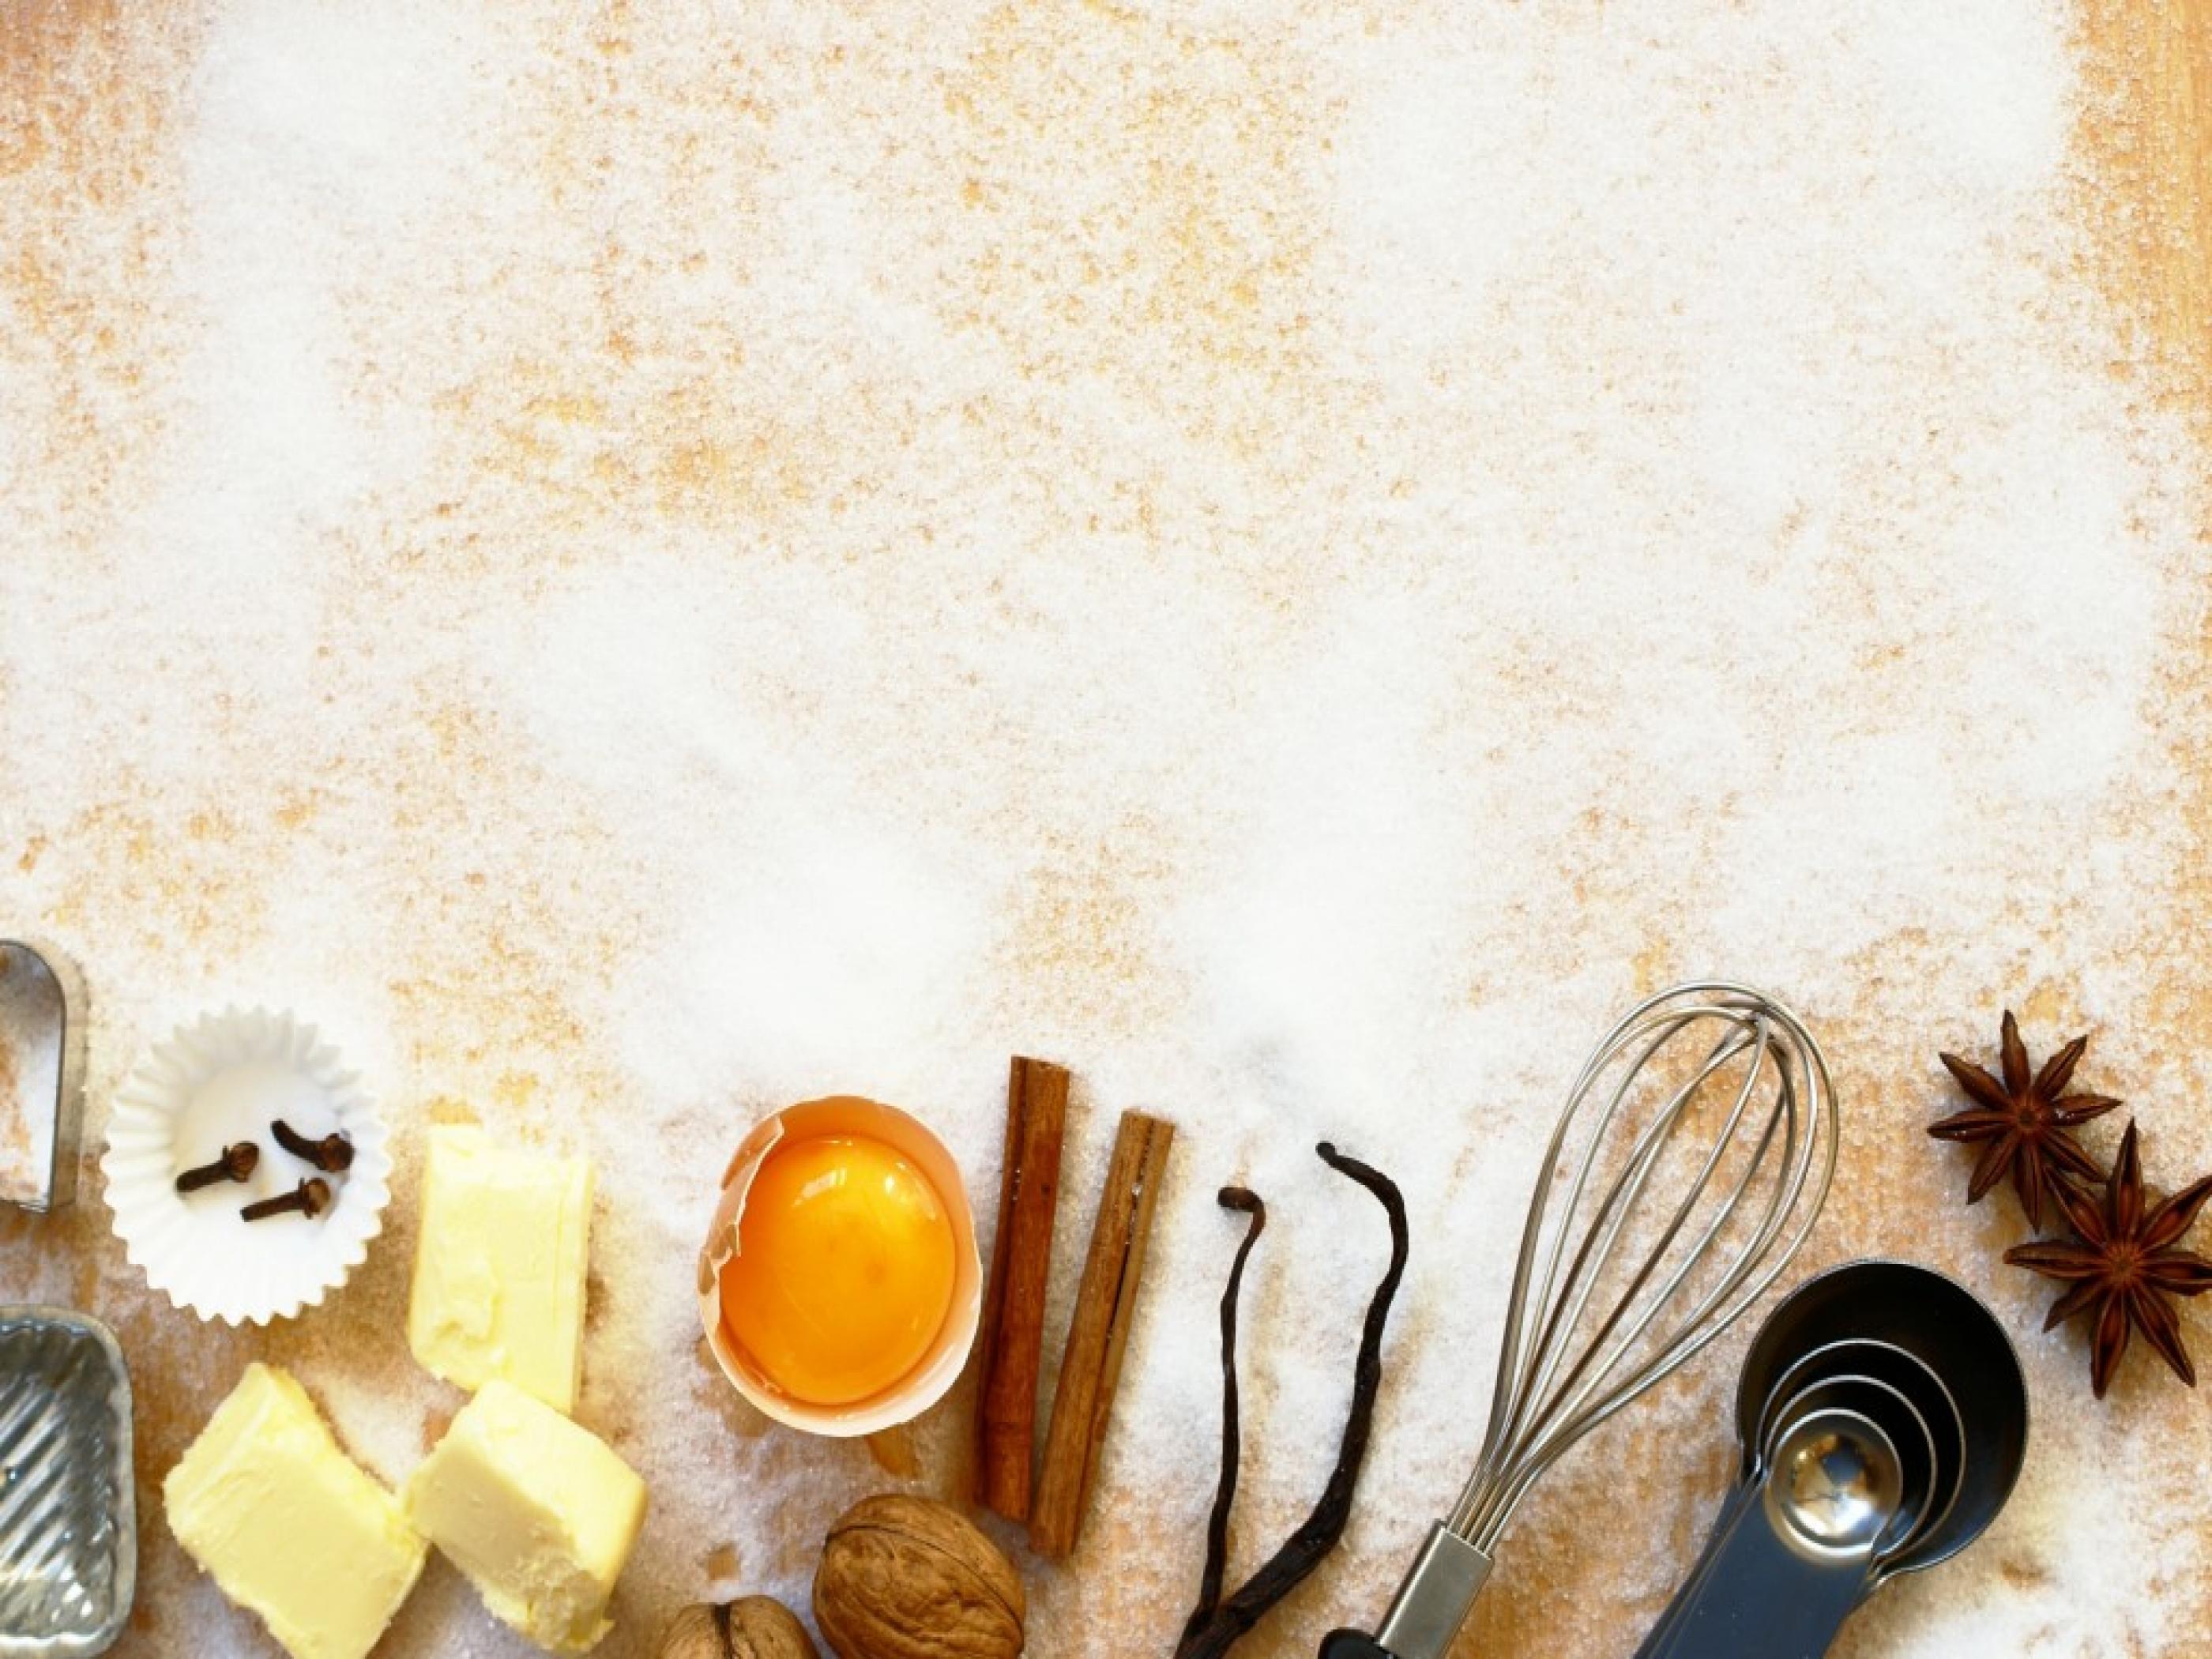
<box><xmin>1632</xmin><ymin>1484</ymin><xmax>1873</xmax><ymax>1659</ymax></box>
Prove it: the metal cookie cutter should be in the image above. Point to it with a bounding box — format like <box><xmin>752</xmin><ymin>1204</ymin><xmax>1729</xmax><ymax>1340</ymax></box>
<box><xmin>0</xmin><ymin>940</ymin><xmax>88</xmax><ymax>1214</ymax></box>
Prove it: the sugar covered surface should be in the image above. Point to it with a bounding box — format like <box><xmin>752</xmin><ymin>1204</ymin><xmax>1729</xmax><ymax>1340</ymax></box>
<box><xmin>3</xmin><ymin>1</ymin><xmax>2210</xmax><ymax>1655</ymax></box>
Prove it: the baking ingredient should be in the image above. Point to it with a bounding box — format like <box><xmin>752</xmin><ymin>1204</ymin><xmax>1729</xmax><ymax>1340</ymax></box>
<box><xmin>1178</xmin><ymin>1145</ymin><xmax>1409</xmax><ymax>1659</ymax></box>
<box><xmin>1029</xmin><ymin>1109</ymin><xmax>1174</xmax><ymax>1559</ymax></box>
<box><xmin>972</xmin><ymin>1055</ymin><xmax>1069</xmax><ymax>1521</ymax></box>
<box><xmin>717</xmin><ymin>1133</ymin><xmax>957</xmax><ymax>1405</ymax></box>
<box><xmin>175</xmin><ymin>1140</ymin><xmax>259</xmax><ymax>1192</ymax></box>
<box><xmin>6</xmin><ymin>0</ymin><xmax>2208</xmax><ymax>1650</ymax></box>
<box><xmin>1932</xmin><ymin>1010</ymin><xmax>2117</xmax><ymax>1228</ymax></box>
<box><xmin>165</xmin><ymin>1362</ymin><xmax>427</xmax><ymax>1659</ymax></box>
<box><xmin>403</xmin><ymin>1378</ymin><xmax>648</xmax><ymax>1656</ymax></box>
<box><xmin>657</xmin><ymin>1597</ymin><xmax>820</xmax><ymax>1659</ymax></box>
<box><xmin>241</xmin><ymin>1175</ymin><xmax>332</xmax><ymax>1221</ymax></box>
<box><xmin>2004</xmin><ymin>1119</ymin><xmax>2212</xmax><ymax>1398</ymax></box>
<box><xmin>1185</xmin><ymin>1187</ymin><xmax>1266</xmax><ymax>1638</ymax></box>
<box><xmin>813</xmin><ymin>1494</ymin><xmax>1024</xmax><ymax>1659</ymax></box>
<box><xmin>408</xmin><ymin>1124</ymin><xmax>593</xmax><ymax>1413</ymax></box>
<box><xmin>273</xmin><ymin>1117</ymin><xmax>356</xmax><ymax>1172</ymax></box>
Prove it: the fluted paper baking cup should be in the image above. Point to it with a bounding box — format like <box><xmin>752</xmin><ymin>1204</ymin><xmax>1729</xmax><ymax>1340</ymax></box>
<box><xmin>103</xmin><ymin>1008</ymin><xmax>392</xmax><ymax>1326</ymax></box>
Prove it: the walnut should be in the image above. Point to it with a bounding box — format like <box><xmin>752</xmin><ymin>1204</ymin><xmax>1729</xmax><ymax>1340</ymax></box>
<box><xmin>657</xmin><ymin>1597</ymin><xmax>821</xmax><ymax>1659</ymax></box>
<box><xmin>813</xmin><ymin>1494</ymin><xmax>1026</xmax><ymax>1659</ymax></box>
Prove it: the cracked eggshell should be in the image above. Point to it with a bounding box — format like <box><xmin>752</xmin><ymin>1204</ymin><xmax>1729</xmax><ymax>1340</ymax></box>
<box><xmin>695</xmin><ymin>1096</ymin><xmax>981</xmax><ymax>1438</ymax></box>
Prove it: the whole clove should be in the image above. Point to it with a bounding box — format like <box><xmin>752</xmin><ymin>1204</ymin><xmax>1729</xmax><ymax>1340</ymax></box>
<box><xmin>1176</xmin><ymin>1143</ymin><xmax>1409</xmax><ymax>1659</ymax></box>
<box><xmin>271</xmin><ymin>1119</ymin><xmax>355</xmax><ymax>1172</ymax></box>
<box><xmin>241</xmin><ymin>1177</ymin><xmax>332</xmax><ymax>1222</ymax></box>
<box><xmin>175</xmin><ymin>1142</ymin><xmax>259</xmax><ymax>1194</ymax></box>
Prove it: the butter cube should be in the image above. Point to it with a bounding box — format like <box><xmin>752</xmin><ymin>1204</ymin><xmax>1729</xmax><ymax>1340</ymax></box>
<box><xmin>165</xmin><ymin>1364</ymin><xmax>427</xmax><ymax>1659</ymax></box>
<box><xmin>404</xmin><ymin>1380</ymin><xmax>646</xmax><ymax>1655</ymax></box>
<box><xmin>408</xmin><ymin>1125</ymin><xmax>593</xmax><ymax>1413</ymax></box>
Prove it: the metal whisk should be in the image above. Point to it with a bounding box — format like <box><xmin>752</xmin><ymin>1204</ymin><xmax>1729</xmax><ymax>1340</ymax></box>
<box><xmin>1322</xmin><ymin>982</ymin><xmax>1838</xmax><ymax>1659</ymax></box>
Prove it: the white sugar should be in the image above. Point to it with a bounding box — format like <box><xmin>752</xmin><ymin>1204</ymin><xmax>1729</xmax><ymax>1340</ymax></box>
<box><xmin>1</xmin><ymin>0</ymin><xmax>2208</xmax><ymax>1654</ymax></box>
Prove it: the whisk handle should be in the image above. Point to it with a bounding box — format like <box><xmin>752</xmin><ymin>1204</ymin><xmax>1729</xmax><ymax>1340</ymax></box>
<box><xmin>1320</xmin><ymin>1522</ymin><xmax>1492</xmax><ymax>1659</ymax></box>
<box><xmin>1319</xmin><ymin>1634</ymin><xmax>1398</xmax><ymax>1659</ymax></box>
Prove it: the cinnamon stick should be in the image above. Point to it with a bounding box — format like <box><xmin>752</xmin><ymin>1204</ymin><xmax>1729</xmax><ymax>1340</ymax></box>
<box><xmin>1029</xmin><ymin>1108</ymin><xmax>1176</xmax><ymax>1559</ymax></box>
<box><xmin>972</xmin><ymin>1055</ymin><xmax>1070</xmax><ymax>1521</ymax></box>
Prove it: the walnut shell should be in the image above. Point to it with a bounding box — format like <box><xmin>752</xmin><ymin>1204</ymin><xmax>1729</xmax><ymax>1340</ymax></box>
<box><xmin>814</xmin><ymin>1494</ymin><xmax>1026</xmax><ymax>1659</ymax></box>
<box><xmin>658</xmin><ymin>1597</ymin><xmax>821</xmax><ymax>1659</ymax></box>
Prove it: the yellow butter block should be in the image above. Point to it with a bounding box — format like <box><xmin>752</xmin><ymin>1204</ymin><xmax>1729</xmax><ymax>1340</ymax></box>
<box><xmin>408</xmin><ymin>1125</ymin><xmax>593</xmax><ymax>1413</ymax></box>
<box><xmin>404</xmin><ymin>1379</ymin><xmax>647</xmax><ymax>1655</ymax></box>
<box><xmin>165</xmin><ymin>1364</ymin><xmax>427</xmax><ymax>1659</ymax></box>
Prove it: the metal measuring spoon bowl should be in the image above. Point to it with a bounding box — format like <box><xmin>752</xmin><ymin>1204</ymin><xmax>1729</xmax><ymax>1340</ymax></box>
<box><xmin>1633</xmin><ymin>1384</ymin><xmax>1917</xmax><ymax>1659</ymax></box>
<box><xmin>1757</xmin><ymin>1376</ymin><xmax>1935</xmax><ymax>1560</ymax></box>
<box><xmin>1763</xmin><ymin>1406</ymin><xmax>1905</xmax><ymax>1558</ymax></box>
<box><xmin>1634</xmin><ymin>1263</ymin><xmax>2027</xmax><ymax>1659</ymax></box>
<box><xmin>1752</xmin><ymin>1337</ymin><xmax>1967</xmax><ymax>1561</ymax></box>
<box><xmin>1732</xmin><ymin>1259</ymin><xmax>2026</xmax><ymax>1576</ymax></box>
<box><xmin>1643</xmin><ymin>1364</ymin><xmax>1940</xmax><ymax>1654</ymax></box>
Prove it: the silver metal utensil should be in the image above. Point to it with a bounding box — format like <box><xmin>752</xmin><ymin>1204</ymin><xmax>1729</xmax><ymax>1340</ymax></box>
<box><xmin>1752</xmin><ymin>1341</ymin><xmax>1964</xmax><ymax>1554</ymax></box>
<box><xmin>1726</xmin><ymin>1259</ymin><xmax>2026</xmax><ymax>1578</ymax></box>
<box><xmin>1758</xmin><ymin>1372</ymin><xmax>1937</xmax><ymax>1562</ymax></box>
<box><xmin>0</xmin><ymin>942</ymin><xmax>87</xmax><ymax>1216</ymax></box>
<box><xmin>1763</xmin><ymin>1404</ymin><xmax>1909</xmax><ymax>1556</ymax></box>
<box><xmin>1634</xmin><ymin>1260</ymin><xmax>2026</xmax><ymax>1659</ymax></box>
<box><xmin>0</xmin><ymin>1307</ymin><xmax>135</xmax><ymax>1656</ymax></box>
<box><xmin>1320</xmin><ymin>983</ymin><xmax>1838</xmax><ymax>1659</ymax></box>
<box><xmin>1638</xmin><ymin>1350</ymin><xmax>1957</xmax><ymax>1657</ymax></box>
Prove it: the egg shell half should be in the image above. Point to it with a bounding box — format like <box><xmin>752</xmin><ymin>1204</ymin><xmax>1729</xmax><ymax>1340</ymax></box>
<box><xmin>695</xmin><ymin>1096</ymin><xmax>982</xmax><ymax>1437</ymax></box>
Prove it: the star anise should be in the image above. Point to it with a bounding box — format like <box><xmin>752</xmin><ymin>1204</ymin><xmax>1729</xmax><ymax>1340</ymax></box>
<box><xmin>1931</xmin><ymin>1010</ymin><xmax>2119</xmax><ymax>1229</ymax></box>
<box><xmin>2004</xmin><ymin>1119</ymin><xmax>2212</xmax><ymax>1397</ymax></box>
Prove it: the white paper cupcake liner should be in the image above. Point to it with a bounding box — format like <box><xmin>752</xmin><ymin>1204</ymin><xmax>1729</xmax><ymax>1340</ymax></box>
<box><xmin>103</xmin><ymin>1007</ymin><xmax>392</xmax><ymax>1326</ymax></box>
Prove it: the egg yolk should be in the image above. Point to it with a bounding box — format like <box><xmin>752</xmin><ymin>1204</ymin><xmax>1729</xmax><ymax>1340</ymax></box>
<box><xmin>718</xmin><ymin>1134</ymin><xmax>957</xmax><ymax>1406</ymax></box>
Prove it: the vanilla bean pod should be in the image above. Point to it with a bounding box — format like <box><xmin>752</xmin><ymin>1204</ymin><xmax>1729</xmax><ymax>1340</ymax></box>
<box><xmin>1176</xmin><ymin>1142</ymin><xmax>1409</xmax><ymax>1659</ymax></box>
<box><xmin>1179</xmin><ymin>1186</ymin><xmax>1267</xmax><ymax>1650</ymax></box>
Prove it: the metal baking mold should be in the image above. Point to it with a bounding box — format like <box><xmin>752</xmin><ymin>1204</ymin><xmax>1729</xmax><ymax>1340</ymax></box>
<box><xmin>0</xmin><ymin>942</ymin><xmax>88</xmax><ymax>1215</ymax></box>
<box><xmin>0</xmin><ymin>1308</ymin><xmax>135</xmax><ymax>1655</ymax></box>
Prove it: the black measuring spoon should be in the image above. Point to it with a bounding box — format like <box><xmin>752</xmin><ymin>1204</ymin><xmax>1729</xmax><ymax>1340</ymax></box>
<box><xmin>1632</xmin><ymin>1260</ymin><xmax>2026</xmax><ymax>1659</ymax></box>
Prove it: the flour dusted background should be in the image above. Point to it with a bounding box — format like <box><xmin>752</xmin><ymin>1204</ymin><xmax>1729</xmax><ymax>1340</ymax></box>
<box><xmin>3</xmin><ymin>1</ymin><xmax>2210</xmax><ymax>1654</ymax></box>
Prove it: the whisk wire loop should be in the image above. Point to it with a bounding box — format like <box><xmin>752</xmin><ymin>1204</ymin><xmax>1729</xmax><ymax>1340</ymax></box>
<box><xmin>1443</xmin><ymin>984</ymin><xmax>1834</xmax><ymax>1550</ymax></box>
<box><xmin>1470</xmin><ymin>1008</ymin><xmax>1759</xmax><ymax>1502</ymax></box>
<box><xmin>1510</xmin><ymin>1023</ymin><xmax>1781</xmax><ymax>1468</ymax></box>
<box><xmin>1514</xmin><ymin>1021</ymin><xmax>1769</xmax><ymax>1427</ymax></box>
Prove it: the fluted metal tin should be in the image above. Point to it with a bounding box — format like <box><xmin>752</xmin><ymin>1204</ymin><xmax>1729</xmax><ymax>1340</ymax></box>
<box><xmin>0</xmin><ymin>1309</ymin><xmax>134</xmax><ymax>1656</ymax></box>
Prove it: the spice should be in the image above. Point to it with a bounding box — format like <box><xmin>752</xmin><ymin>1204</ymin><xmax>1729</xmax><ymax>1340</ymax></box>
<box><xmin>241</xmin><ymin>1177</ymin><xmax>331</xmax><ymax>1221</ymax></box>
<box><xmin>1029</xmin><ymin>1108</ymin><xmax>1175</xmax><ymax>1560</ymax></box>
<box><xmin>1181</xmin><ymin>1187</ymin><xmax>1265</xmax><ymax>1649</ymax></box>
<box><xmin>2004</xmin><ymin>1119</ymin><xmax>2212</xmax><ymax>1398</ymax></box>
<box><xmin>1932</xmin><ymin>1010</ymin><xmax>2117</xmax><ymax>1228</ymax></box>
<box><xmin>175</xmin><ymin>1142</ymin><xmax>259</xmax><ymax>1193</ymax></box>
<box><xmin>973</xmin><ymin>1055</ymin><xmax>1069</xmax><ymax>1522</ymax></box>
<box><xmin>271</xmin><ymin>1119</ymin><xmax>356</xmax><ymax>1172</ymax></box>
<box><xmin>1176</xmin><ymin>1144</ymin><xmax>1409</xmax><ymax>1659</ymax></box>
